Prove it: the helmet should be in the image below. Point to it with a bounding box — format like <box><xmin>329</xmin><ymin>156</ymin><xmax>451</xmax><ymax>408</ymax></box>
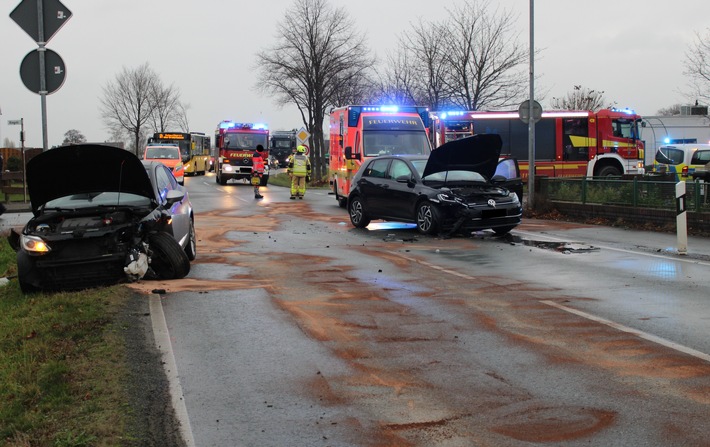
<box><xmin>296</xmin><ymin>145</ymin><xmax>306</xmax><ymax>154</ymax></box>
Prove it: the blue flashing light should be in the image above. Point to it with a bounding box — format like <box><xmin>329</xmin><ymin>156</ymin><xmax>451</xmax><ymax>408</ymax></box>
<box><xmin>611</xmin><ymin>107</ymin><xmax>636</xmax><ymax>115</ymax></box>
<box><xmin>379</xmin><ymin>106</ymin><xmax>399</xmax><ymax>112</ymax></box>
<box><xmin>252</xmin><ymin>123</ymin><xmax>268</xmax><ymax>130</ymax></box>
<box><xmin>219</xmin><ymin>120</ymin><xmax>236</xmax><ymax>129</ymax></box>
<box><xmin>664</xmin><ymin>137</ymin><xmax>671</xmax><ymax>144</ymax></box>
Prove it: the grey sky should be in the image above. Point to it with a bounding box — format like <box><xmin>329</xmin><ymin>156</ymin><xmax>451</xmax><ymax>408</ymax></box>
<box><xmin>1</xmin><ymin>0</ymin><xmax>708</xmax><ymax>148</ymax></box>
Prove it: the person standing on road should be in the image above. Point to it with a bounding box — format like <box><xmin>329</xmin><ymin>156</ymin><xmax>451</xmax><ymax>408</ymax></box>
<box><xmin>287</xmin><ymin>145</ymin><xmax>311</xmax><ymax>199</ymax></box>
<box><xmin>251</xmin><ymin>145</ymin><xmax>266</xmax><ymax>199</ymax></box>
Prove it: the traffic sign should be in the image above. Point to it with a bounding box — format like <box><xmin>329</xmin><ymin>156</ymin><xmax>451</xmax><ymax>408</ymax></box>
<box><xmin>20</xmin><ymin>48</ymin><xmax>66</xmax><ymax>94</ymax></box>
<box><xmin>518</xmin><ymin>100</ymin><xmax>542</xmax><ymax>124</ymax></box>
<box><xmin>296</xmin><ymin>127</ymin><xmax>310</xmax><ymax>145</ymax></box>
<box><xmin>10</xmin><ymin>0</ymin><xmax>72</xmax><ymax>44</ymax></box>
<box><xmin>8</xmin><ymin>120</ymin><xmax>22</xmax><ymax>125</ymax></box>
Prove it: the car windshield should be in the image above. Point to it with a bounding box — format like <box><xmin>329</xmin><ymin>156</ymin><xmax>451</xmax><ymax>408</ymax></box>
<box><xmin>146</xmin><ymin>147</ymin><xmax>179</xmax><ymax>159</ymax></box>
<box><xmin>43</xmin><ymin>192</ymin><xmax>151</xmax><ymax>209</ymax></box>
<box><xmin>362</xmin><ymin>131</ymin><xmax>431</xmax><ymax>157</ymax></box>
<box><xmin>422</xmin><ymin>170</ymin><xmax>487</xmax><ymax>183</ymax></box>
<box><xmin>655</xmin><ymin>147</ymin><xmax>684</xmax><ymax>165</ymax></box>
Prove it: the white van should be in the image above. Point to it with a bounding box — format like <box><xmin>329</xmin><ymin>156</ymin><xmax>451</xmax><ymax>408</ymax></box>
<box><xmin>652</xmin><ymin>143</ymin><xmax>710</xmax><ymax>181</ymax></box>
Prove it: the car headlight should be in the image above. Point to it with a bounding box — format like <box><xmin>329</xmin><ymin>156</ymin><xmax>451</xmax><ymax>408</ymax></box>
<box><xmin>436</xmin><ymin>193</ymin><xmax>460</xmax><ymax>204</ymax></box>
<box><xmin>21</xmin><ymin>235</ymin><xmax>51</xmax><ymax>255</ymax></box>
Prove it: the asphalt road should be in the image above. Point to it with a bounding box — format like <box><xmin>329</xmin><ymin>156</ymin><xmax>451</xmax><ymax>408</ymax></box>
<box><xmin>5</xmin><ymin>174</ymin><xmax>710</xmax><ymax>446</ymax></box>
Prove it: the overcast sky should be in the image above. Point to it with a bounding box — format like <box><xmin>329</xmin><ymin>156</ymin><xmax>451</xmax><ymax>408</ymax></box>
<box><xmin>1</xmin><ymin>0</ymin><xmax>709</xmax><ymax>148</ymax></box>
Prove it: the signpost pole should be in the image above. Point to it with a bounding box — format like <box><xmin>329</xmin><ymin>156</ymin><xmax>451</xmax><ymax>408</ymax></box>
<box><xmin>36</xmin><ymin>0</ymin><xmax>49</xmax><ymax>151</ymax></box>
<box><xmin>527</xmin><ymin>0</ymin><xmax>535</xmax><ymax>210</ymax></box>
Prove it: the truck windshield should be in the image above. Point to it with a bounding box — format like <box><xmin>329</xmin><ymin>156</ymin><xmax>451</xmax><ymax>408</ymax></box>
<box><xmin>226</xmin><ymin>134</ymin><xmax>268</xmax><ymax>150</ymax></box>
<box><xmin>612</xmin><ymin>119</ymin><xmax>638</xmax><ymax>139</ymax></box>
<box><xmin>362</xmin><ymin>131</ymin><xmax>431</xmax><ymax>157</ymax></box>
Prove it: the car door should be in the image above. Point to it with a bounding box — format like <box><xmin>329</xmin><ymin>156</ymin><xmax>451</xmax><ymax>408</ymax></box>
<box><xmin>154</xmin><ymin>164</ymin><xmax>191</xmax><ymax>241</ymax></box>
<box><xmin>357</xmin><ymin>157</ymin><xmax>392</xmax><ymax>216</ymax></box>
<box><xmin>493</xmin><ymin>157</ymin><xmax>524</xmax><ymax>203</ymax></box>
<box><xmin>382</xmin><ymin>158</ymin><xmax>419</xmax><ymax>220</ymax></box>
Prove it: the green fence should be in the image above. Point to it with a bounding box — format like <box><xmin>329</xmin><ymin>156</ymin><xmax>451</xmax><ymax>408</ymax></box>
<box><xmin>541</xmin><ymin>177</ymin><xmax>710</xmax><ymax>212</ymax></box>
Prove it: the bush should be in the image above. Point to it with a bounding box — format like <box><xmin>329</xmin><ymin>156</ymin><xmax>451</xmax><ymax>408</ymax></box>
<box><xmin>7</xmin><ymin>156</ymin><xmax>22</xmax><ymax>172</ymax></box>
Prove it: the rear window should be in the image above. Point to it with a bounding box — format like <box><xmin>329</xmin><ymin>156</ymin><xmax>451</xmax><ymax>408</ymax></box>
<box><xmin>655</xmin><ymin>147</ymin><xmax>684</xmax><ymax>165</ymax></box>
<box><xmin>145</xmin><ymin>147</ymin><xmax>179</xmax><ymax>159</ymax></box>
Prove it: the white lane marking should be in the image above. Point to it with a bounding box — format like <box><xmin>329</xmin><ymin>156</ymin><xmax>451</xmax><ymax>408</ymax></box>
<box><xmin>149</xmin><ymin>295</ymin><xmax>197</xmax><ymax>447</ymax></box>
<box><xmin>541</xmin><ymin>300</ymin><xmax>710</xmax><ymax>363</ymax></box>
<box><xmin>514</xmin><ymin>230</ymin><xmax>710</xmax><ymax>267</ymax></box>
<box><xmin>391</xmin><ymin>252</ymin><xmax>710</xmax><ymax>364</ymax></box>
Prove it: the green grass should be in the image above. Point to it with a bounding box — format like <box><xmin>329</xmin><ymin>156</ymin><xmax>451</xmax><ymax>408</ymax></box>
<box><xmin>0</xmin><ymin>238</ymin><xmax>136</xmax><ymax>447</ymax></box>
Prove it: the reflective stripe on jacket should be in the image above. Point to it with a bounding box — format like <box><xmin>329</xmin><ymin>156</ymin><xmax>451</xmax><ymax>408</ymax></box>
<box><xmin>290</xmin><ymin>154</ymin><xmax>310</xmax><ymax>177</ymax></box>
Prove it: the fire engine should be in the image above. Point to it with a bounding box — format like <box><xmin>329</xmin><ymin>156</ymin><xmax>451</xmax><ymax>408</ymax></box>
<box><xmin>214</xmin><ymin>121</ymin><xmax>270</xmax><ymax>186</ymax></box>
<box><xmin>329</xmin><ymin>105</ymin><xmax>432</xmax><ymax>207</ymax></box>
<box><xmin>430</xmin><ymin>108</ymin><xmax>646</xmax><ymax>180</ymax></box>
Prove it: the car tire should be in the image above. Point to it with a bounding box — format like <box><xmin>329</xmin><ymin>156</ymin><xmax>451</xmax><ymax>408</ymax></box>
<box><xmin>493</xmin><ymin>225</ymin><xmax>516</xmax><ymax>235</ymax></box>
<box><xmin>334</xmin><ymin>182</ymin><xmax>347</xmax><ymax>208</ymax></box>
<box><xmin>348</xmin><ymin>196</ymin><xmax>371</xmax><ymax>228</ymax></box>
<box><xmin>184</xmin><ymin>219</ymin><xmax>197</xmax><ymax>261</ymax></box>
<box><xmin>148</xmin><ymin>232</ymin><xmax>191</xmax><ymax>280</ymax></box>
<box><xmin>416</xmin><ymin>201</ymin><xmax>441</xmax><ymax>235</ymax></box>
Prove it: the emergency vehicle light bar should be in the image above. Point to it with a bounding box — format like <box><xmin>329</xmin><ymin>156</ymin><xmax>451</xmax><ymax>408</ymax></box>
<box><xmin>218</xmin><ymin>121</ymin><xmax>269</xmax><ymax>130</ymax></box>
<box><xmin>347</xmin><ymin>105</ymin><xmax>430</xmax><ymax>128</ymax></box>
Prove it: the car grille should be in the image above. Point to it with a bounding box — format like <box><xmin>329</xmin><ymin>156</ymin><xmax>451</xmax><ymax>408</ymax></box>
<box><xmin>35</xmin><ymin>253</ymin><xmax>127</xmax><ymax>290</ymax></box>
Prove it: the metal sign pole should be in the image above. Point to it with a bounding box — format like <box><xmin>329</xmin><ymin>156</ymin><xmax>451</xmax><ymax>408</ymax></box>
<box><xmin>527</xmin><ymin>0</ymin><xmax>535</xmax><ymax>210</ymax></box>
<box><xmin>37</xmin><ymin>0</ymin><xmax>49</xmax><ymax>151</ymax></box>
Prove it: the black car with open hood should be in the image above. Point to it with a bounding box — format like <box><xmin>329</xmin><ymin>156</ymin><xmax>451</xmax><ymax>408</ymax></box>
<box><xmin>347</xmin><ymin>134</ymin><xmax>523</xmax><ymax>236</ymax></box>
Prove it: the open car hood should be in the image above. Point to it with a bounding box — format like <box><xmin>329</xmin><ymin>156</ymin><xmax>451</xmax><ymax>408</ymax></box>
<box><xmin>422</xmin><ymin>134</ymin><xmax>503</xmax><ymax>179</ymax></box>
<box><xmin>27</xmin><ymin>144</ymin><xmax>155</xmax><ymax>214</ymax></box>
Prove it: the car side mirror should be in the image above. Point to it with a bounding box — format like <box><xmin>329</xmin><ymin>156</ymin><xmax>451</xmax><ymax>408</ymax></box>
<box><xmin>395</xmin><ymin>174</ymin><xmax>414</xmax><ymax>185</ymax></box>
<box><xmin>344</xmin><ymin>146</ymin><xmax>353</xmax><ymax>159</ymax></box>
<box><xmin>165</xmin><ymin>189</ymin><xmax>185</xmax><ymax>206</ymax></box>
<box><xmin>491</xmin><ymin>174</ymin><xmax>507</xmax><ymax>183</ymax></box>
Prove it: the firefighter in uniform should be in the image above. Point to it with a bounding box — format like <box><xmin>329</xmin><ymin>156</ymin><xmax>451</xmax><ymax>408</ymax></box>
<box><xmin>287</xmin><ymin>145</ymin><xmax>311</xmax><ymax>199</ymax></box>
<box><xmin>251</xmin><ymin>145</ymin><xmax>266</xmax><ymax>199</ymax></box>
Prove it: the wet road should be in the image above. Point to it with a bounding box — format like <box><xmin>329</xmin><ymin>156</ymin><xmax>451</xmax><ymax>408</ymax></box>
<box><xmin>55</xmin><ymin>173</ymin><xmax>710</xmax><ymax>446</ymax></box>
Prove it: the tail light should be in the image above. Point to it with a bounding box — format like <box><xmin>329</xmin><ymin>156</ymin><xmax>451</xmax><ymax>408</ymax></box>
<box><xmin>682</xmin><ymin>166</ymin><xmax>688</xmax><ymax>176</ymax></box>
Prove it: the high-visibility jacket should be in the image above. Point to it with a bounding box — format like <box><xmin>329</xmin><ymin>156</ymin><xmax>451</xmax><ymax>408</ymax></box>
<box><xmin>252</xmin><ymin>152</ymin><xmax>265</xmax><ymax>175</ymax></box>
<box><xmin>288</xmin><ymin>154</ymin><xmax>311</xmax><ymax>177</ymax></box>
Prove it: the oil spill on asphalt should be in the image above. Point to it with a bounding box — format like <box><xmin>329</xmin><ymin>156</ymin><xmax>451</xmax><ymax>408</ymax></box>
<box><xmin>127</xmin><ymin>203</ymin><xmax>710</xmax><ymax>445</ymax></box>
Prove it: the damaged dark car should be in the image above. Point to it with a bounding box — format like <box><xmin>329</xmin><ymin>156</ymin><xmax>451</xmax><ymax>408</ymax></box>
<box><xmin>347</xmin><ymin>133</ymin><xmax>523</xmax><ymax>236</ymax></box>
<box><xmin>8</xmin><ymin>144</ymin><xmax>196</xmax><ymax>293</ymax></box>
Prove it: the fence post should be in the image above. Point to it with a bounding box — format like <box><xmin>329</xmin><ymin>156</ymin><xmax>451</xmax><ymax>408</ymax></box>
<box><xmin>676</xmin><ymin>181</ymin><xmax>687</xmax><ymax>255</ymax></box>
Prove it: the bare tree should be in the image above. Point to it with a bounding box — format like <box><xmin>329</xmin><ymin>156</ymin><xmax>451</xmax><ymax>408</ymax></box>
<box><xmin>656</xmin><ymin>103</ymin><xmax>683</xmax><ymax>116</ymax></box>
<box><xmin>100</xmin><ymin>63</ymin><xmax>159</xmax><ymax>154</ymax></box>
<box><xmin>255</xmin><ymin>0</ymin><xmax>375</xmax><ymax>179</ymax></box>
<box><xmin>550</xmin><ymin>85</ymin><xmax>615</xmax><ymax>111</ymax></box>
<box><xmin>442</xmin><ymin>1</ymin><xmax>528</xmax><ymax>110</ymax></box>
<box><xmin>174</xmin><ymin>102</ymin><xmax>191</xmax><ymax>133</ymax></box>
<box><xmin>149</xmin><ymin>82</ymin><xmax>182</xmax><ymax>132</ymax></box>
<box><xmin>62</xmin><ymin>129</ymin><xmax>87</xmax><ymax>145</ymax></box>
<box><xmin>684</xmin><ymin>29</ymin><xmax>710</xmax><ymax>106</ymax></box>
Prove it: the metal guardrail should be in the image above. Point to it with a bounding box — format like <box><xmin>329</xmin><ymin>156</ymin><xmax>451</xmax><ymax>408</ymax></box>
<box><xmin>540</xmin><ymin>176</ymin><xmax>710</xmax><ymax>212</ymax></box>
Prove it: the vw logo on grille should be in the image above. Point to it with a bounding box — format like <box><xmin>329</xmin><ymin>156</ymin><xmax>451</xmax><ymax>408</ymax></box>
<box><xmin>487</xmin><ymin>199</ymin><xmax>497</xmax><ymax>207</ymax></box>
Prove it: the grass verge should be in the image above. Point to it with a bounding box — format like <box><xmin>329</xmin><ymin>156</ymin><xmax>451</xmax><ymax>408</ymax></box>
<box><xmin>0</xmin><ymin>237</ymin><xmax>141</xmax><ymax>447</ymax></box>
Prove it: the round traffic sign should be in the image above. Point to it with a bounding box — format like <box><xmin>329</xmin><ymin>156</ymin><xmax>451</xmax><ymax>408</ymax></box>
<box><xmin>20</xmin><ymin>48</ymin><xmax>66</xmax><ymax>95</ymax></box>
<box><xmin>518</xmin><ymin>100</ymin><xmax>542</xmax><ymax>124</ymax></box>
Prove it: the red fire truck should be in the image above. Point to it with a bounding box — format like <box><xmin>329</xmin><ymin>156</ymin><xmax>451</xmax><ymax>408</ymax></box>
<box><xmin>214</xmin><ymin>121</ymin><xmax>270</xmax><ymax>186</ymax></box>
<box><xmin>430</xmin><ymin>108</ymin><xmax>646</xmax><ymax>180</ymax></box>
<box><xmin>329</xmin><ymin>105</ymin><xmax>432</xmax><ymax>207</ymax></box>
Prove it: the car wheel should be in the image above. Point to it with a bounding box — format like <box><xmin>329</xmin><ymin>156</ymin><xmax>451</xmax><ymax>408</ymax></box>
<box><xmin>493</xmin><ymin>225</ymin><xmax>516</xmax><ymax>235</ymax></box>
<box><xmin>334</xmin><ymin>182</ymin><xmax>347</xmax><ymax>208</ymax></box>
<box><xmin>348</xmin><ymin>196</ymin><xmax>371</xmax><ymax>228</ymax></box>
<box><xmin>148</xmin><ymin>232</ymin><xmax>191</xmax><ymax>279</ymax></box>
<box><xmin>416</xmin><ymin>201</ymin><xmax>440</xmax><ymax>235</ymax></box>
<box><xmin>184</xmin><ymin>219</ymin><xmax>197</xmax><ymax>261</ymax></box>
